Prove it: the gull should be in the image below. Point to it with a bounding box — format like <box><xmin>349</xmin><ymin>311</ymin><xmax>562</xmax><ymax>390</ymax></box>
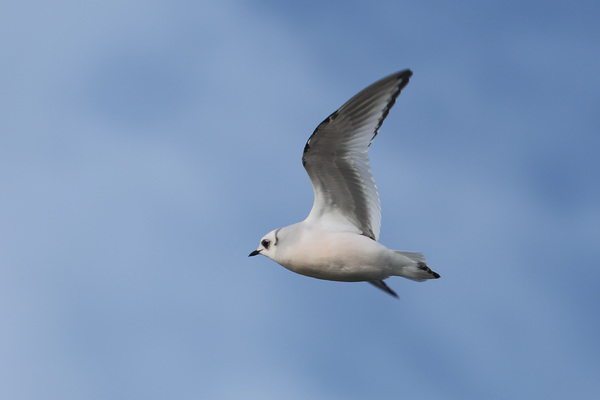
<box><xmin>249</xmin><ymin>70</ymin><xmax>440</xmax><ymax>298</ymax></box>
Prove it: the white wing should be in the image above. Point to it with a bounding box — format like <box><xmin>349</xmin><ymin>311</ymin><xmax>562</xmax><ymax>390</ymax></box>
<box><xmin>302</xmin><ymin>70</ymin><xmax>412</xmax><ymax>240</ymax></box>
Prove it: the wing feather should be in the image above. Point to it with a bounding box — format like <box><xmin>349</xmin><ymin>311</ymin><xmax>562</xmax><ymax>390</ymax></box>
<box><xmin>302</xmin><ymin>70</ymin><xmax>412</xmax><ymax>240</ymax></box>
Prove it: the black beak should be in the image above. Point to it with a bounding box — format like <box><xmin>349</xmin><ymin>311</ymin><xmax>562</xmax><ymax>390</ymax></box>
<box><xmin>248</xmin><ymin>249</ymin><xmax>261</xmax><ymax>257</ymax></box>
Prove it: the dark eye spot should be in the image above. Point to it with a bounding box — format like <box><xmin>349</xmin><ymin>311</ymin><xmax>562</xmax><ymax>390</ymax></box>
<box><xmin>261</xmin><ymin>239</ymin><xmax>270</xmax><ymax>249</ymax></box>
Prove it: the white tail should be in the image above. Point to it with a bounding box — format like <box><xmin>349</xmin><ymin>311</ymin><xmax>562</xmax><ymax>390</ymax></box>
<box><xmin>394</xmin><ymin>251</ymin><xmax>440</xmax><ymax>282</ymax></box>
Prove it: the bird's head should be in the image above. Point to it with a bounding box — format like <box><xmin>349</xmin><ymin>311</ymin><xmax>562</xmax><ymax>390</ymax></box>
<box><xmin>249</xmin><ymin>229</ymin><xmax>279</xmax><ymax>260</ymax></box>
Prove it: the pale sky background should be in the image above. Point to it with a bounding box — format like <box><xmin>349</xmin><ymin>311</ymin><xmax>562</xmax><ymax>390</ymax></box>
<box><xmin>2</xmin><ymin>1</ymin><xmax>599</xmax><ymax>399</ymax></box>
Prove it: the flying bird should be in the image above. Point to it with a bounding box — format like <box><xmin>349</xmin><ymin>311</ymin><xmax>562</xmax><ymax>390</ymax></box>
<box><xmin>249</xmin><ymin>70</ymin><xmax>439</xmax><ymax>297</ymax></box>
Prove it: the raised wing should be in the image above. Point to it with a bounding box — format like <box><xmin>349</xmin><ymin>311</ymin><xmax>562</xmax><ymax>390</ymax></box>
<box><xmin>302</xmin><ymin>70</ymin><xmax>412</xmax><ymax>240</ymax></box>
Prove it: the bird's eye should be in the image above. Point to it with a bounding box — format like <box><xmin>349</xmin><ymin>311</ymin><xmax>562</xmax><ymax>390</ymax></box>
<box><xmin>261</xmin><ymin>239</ymin><xmax>270</xmax><ymax>249</ymax></box>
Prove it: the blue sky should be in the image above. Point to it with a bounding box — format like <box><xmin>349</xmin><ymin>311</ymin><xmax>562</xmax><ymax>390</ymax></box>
<box><xmin>1</xmin><ymin>0</ymin><xmax>599</xmax><ymax>398</ymax></box>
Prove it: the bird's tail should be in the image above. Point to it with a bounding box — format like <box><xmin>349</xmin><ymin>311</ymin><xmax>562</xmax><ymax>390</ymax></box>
<box><xmin>393</xmin><ymin>251</ymin><xmax>440</xmax><ymax>282</ymax></box>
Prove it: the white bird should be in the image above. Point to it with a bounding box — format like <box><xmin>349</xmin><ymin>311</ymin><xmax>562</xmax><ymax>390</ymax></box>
<box><xmin>249</xmin><ymin>70</ymin><xmax>440</xmax><ymax>297</ymax></box>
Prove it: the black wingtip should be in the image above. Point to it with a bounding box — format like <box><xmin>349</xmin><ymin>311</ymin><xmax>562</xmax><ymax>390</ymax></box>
<box><xmin>368</xmin><ymin>280</ymin><xmax>399</xmax><ymax>298</ymax></box>
<box><xmin>417</xmin><ymin>262</ymin><xmax>441</xmax><ymax>279</ymax></box>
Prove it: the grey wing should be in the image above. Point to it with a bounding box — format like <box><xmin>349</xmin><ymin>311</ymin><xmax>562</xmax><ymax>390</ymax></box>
<box><xmin>302</xmin><ymin>70</ymin><xmax>412</xmax><ymax>240</ymax></box>
<box><xmin>368</xmin><ymin>280</ymin><xmax>398</xmax><ymax>298</ymax></box>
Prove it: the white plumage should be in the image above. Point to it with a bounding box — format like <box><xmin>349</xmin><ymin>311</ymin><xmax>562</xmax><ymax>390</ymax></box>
<box><xmin>250</xmin><ymin>70</ymin><xmax>439</xmax><ymax>297</ymax></box>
